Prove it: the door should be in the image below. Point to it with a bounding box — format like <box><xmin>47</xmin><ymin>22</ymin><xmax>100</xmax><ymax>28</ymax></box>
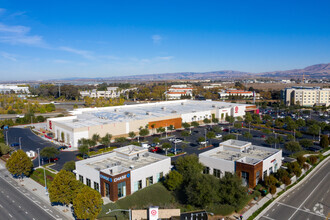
<box><xmin>105</xmin><ymin>182</ymin><xmax>110</xmax><ymax>198</ymax></box>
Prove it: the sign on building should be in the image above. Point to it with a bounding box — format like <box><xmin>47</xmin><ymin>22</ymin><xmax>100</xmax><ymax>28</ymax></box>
<box><xmin>149</xmin><ymin>206</ymin><xmax>159</xmax><ymax>220</ymax></box>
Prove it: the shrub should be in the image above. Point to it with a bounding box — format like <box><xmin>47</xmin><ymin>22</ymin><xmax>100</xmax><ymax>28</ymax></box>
<box><xmin>270</xmin><ymin>185</ymin><xmax>276</xmax><ymax>195</ymax></box>
<box><xmin>308</xmin><ymin>155</ymin><xmax>318</xmax><ymax>165</ymax></box>
<box><xmin>297</xmin><ymin>155</ymin><xmax>306</xmax><ymax>166</ymax></box>
<box><xmin>282</xmin><ymin>176</ymin><xmax>291</xmax><ymax>186</ymax></box>
<box><xmin>302</xmin><ymin>163</ymin><xmax>310</xmax><ymax>170</ymax></box>
<box><xmin>222</xmin><ymin>134</ymin><xmax>236</xmax><ymax>141</ymax></box>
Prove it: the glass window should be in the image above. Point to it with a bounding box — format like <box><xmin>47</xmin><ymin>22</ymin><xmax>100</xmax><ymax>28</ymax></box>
<box><xmin>241</xmin><ymin>171</ymin><xmax>249</xmax><ymax>187</ymax></box>
<box><xmin>213</xmin><ymin>169</ymin><xmax>221</xmax><ymax>178</ymax></box>
<box><xmin>94</xmin><ymin>182</ymin><xmax>99</xmax><ymax>192</ymax></box>
<box><xmin>146</xmin><ymin>176</ymin><xmax>153</xmax><ymax>186</ymax></box>
<box><xmin>203</xmin><ymin>166</ymin><xmax>210</xmax><ymax>174</ymax></box>
<box><xmin>118</xmin><ymin>182</ymin><xmax>126</xmax><ymax>198</ymax></box>
<box><xmin>105</xmin><ymin>182</ymin><xmax>110</xmax><ymax>197</ymax></box>
<box><xmin>79</xmin><ymin>175</ymin><xmax>83</xmax><ymax>183</ymax></box>
<box><xmin>157</xmin><ymin>172</ymin><xmax>163</xmax><ymax>181</ymax></box>
<box><xmin>86</xmin><ymin>178</ymin><xmax>91</xmax><ymax>187</ymax></box>
<box><xmin>263</xmin><ymin>170</ymin><xmax>267</xmax><ymax>179</ymax></box>
<box><xmin>269</xmin><ymin>167</ymin><xmax>273</xmax><ymax>174</ymax></box>
<box><xmin>256</xmin><ymin>171</ymin><xmax>260</xmax><ymax>184</ymax></box>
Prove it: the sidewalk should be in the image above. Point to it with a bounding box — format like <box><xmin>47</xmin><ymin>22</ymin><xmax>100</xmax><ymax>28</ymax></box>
<box><xmin>0</xmin><ymin>161</ymin><xmax>74</xmax><ymax>220</ymax></box>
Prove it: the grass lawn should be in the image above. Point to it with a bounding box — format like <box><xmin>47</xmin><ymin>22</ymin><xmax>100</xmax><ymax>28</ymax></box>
<box><xmin>30</xmin><ymin>168</ymin><xmax>56</xmax><ymax>187</ymax></box>
<box><xmin>98</xmin><ymin>183</ymin><xmax>177</xmax><ymax>219</ymax></box>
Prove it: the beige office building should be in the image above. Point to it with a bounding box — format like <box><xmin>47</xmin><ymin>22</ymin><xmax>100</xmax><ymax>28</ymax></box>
<box><xmin>283</xmin><ymin>87</ymin><xmax>330</xmax><ymax>106</ymax></box>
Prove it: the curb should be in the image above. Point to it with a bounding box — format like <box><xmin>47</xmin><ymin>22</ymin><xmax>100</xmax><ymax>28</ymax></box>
<box><xmin>254</xmin><ymin>155</ymin><xmax>330</xmax><ymax>219</ymax></box>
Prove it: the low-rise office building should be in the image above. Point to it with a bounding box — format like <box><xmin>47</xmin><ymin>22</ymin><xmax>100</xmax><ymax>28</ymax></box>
<box><xmin>75</xmin><ymin>145</ymin><xmax>171</xmax><ymax>201</ymax></box>
<box><xmin>46</xmin><ymin>100</ymin><xmax>257</xmax><ymax>148</ymax></box>
<box><xmin>218</xmin><ymin>89</ymin><xmax>259</xmax><ymax>100</ymax></box>
<box><xmin>199</xmin><ymin>140</ymin><xmax>282</xmax><ymax>188</ymax></box>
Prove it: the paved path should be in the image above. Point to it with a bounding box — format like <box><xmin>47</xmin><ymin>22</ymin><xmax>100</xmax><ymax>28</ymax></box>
<box><xmin>259</xmin><ymin>159</ymin><xmax>330</xmax><ymax>220</ymax></box>
<box><xmin>0</xmin><ymin>163</ymin><xmax>72</xmax><ymax>220</ymax></box>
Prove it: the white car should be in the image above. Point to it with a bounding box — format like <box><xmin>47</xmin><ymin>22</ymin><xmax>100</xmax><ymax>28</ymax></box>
<box><xmin>199</xmin><ymin>140</ymin><xmax>209</xmax><ymax>145</ymax></box>
<box><xmin>173</xmin><ymin>139</ymin><xmax>183</xmax><ymax>144</ymax></box>
<box><xmin>215</xmin><ymin>134</ymin><xmax>222</xmax><ymax>138</ymax></box>
<box><xmin>168</xmin><ymin>138</ymin><xmax>176</xmax><ymax>142</ymax></box>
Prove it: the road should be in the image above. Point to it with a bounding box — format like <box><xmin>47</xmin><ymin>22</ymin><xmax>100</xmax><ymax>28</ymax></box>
<box><xmin>259</xmin><ymin>158</ymin><xmax>330</xmax><ymax>220</ymax></box>
<box><xmin>0</xmin><ymin>164</ymin><xmax>66</xmax><ymax>220</ymax></box>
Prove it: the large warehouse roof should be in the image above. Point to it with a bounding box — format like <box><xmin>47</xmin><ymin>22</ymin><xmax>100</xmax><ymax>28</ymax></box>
<box><xmin>53</xmin><ymin>100</ymin><xmax>254</xmax><ymax>129</ymax></box>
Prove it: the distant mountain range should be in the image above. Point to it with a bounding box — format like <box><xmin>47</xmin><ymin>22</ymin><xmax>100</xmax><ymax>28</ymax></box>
<box><xmin>59</xmin><ymin>63</ymin><xmax>330</xmax><ymax>81</ymax></box>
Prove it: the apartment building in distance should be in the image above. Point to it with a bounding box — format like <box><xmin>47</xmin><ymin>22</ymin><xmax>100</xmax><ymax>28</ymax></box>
<box><xmin>199</xmin><ymin>140</ymin><xmax>282</xmax><ymax>188</ymax></box>
<box><xmin>166</xmin><ymin>84</ymin><xmax>193</xmax><ymax>99</ymax></box>
<box><xmin>0</xmin><ymin>84</ymin><xmax>30</xmax><ymax>94</ymax></box>
<box><xmin>75</xmin><ymin>145</ymin><xmax>171</xmax><ymax>202</ymax></box>
<box><xmin>282</xmin><ymin>86</ymin><xmax>330</xmax><ymax>106</ymax></box>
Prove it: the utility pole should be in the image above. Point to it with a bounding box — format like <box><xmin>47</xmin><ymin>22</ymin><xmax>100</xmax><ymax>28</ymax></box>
<box><xmin>165</xmin><ymin>81</ymin><xmax>167</xmax><ymax>101</ymax></box>
<box><xmin>19</xmin><ymin>137</ymin><xmax>22</xmax><ymax>150</ymax></box>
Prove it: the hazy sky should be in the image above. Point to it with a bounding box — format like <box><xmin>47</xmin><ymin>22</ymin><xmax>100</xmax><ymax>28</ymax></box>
<box><xmin>0</xmin><ymin>0</ymin><xmax>330</xmax><ymax>80</ymax></box>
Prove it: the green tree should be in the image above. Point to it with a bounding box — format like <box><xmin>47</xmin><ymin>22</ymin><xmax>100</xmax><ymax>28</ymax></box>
<box><xmin>299</xmin><ymin>139</ymin><xmax>313</xmax><ymax>148</ymax></box>
<box><xmin>206</xmin><ymin>131</ymin><xmax>215</xmax><ymax>139</ymax></box>
<box><xmin>264</xmin><ymin>175</ymin><xmax>277</xmax><ymax>187</ymax></box>
<box><xmin>197</xmin><ymin>136</ymin><xmax>206</xmax><ymax>143</ymax></box>
<box><xmin>282</xmin><ymin>176</ymin><xmax>291</xmax><ymax>186</ymax></box>
<box><xmin>49</xmin><ymin>170</ymin><xmax>82</xmax><ymax>205</ymax></box>
<box><xmin>182</xmin><ymin>122</ymin><xmax>191</xmax><ymax>129</ymax></box>
<box><xmin>0</xmin><ymin>143</ymin><xmax>11</xmax><ymax>155</ymax></box>
<box><xmin>270</xmin><ymin>185</ymin><xmax>276</xmax><ymax>198</ymax></box>
<box><xmin>212</xmin><ymin>118</ymin><xmax>219</xmax><ymax>123</ymax></box>
<box><xmin>308</xmin><ymin>124</ymin><xmax>321</xmax><ymax>140</ymax></box>
<box><xmin>285</xmin><ymin>141</ymin><xmax>302</xmax><ymax>152</ymax></box>
<box><xmin>139</xmin><ymin>128</ymin><xmax>150</xmax><ymax>140</ymax></box>
<box><xmin>6</xmin><ymin>149</ymin><xmax>33</xmax><ymax>177</ymax></box>
<box><xmin>286</xmin><ymin>134</ymin><xmax>294</xmax><ymax>141</ymax></box>
<box><xmin>40</xmin><ymin>147</ymin><xmax>59</xmax><ymax>163</ymax></box>
<box><xmin>73</xmin><ymin>186</ymin><xmax>103</xmax><ymax>220</ymax></box>
<box><xmin>244</xmin><ymin>112</ymin><xmax>253</xmax><ymax>131</ymax></box>
<box><xmin>164</xmin><ymin>170</ymin><xmax>183</xmax><ymax>191</ymax></box>
<box><xmin>176</xmin><ymin>154</ymin><xmax>204</xmax><ymax>183</ymax></box>
<box><xmin>320</xmin><ymin>135</ymin><xmax>329</xmax><ymax>148</ymax></box>
<box><xmin>100</xmin><ymin>133</ymin><xmax>112</xmax><ymax>148</ymax></box>
<box><xmin>92</xmin><ymin>134</ymin><xmax>100</xmax><ymax>144</ymax></box>
<box><xmin>128</xmin><ymin>131</ymin><xmax>136</xmax><ymax>140</ymax></box>
<box><xmin>243</xmin><ymin>132</ymin><xmax>252</xmax><ymax>139</ymax></box>
<box><xmin>203</xmin><ymin>118</ymin><xmax>211</xmax><ymax>124</ymax></box>
<box><xmin>78</xmin><ymin>145</ymin><xmax>89</xmax><ymax>157</ymax></box>
<box><xmin>191</xmin><ymin>121</ymin><xmax>199</xmax><ymax>128</ymax></box>
<box><xmin>181</xmin><ymin>130</ymin><xmax>190</xmax><ymax>141</ymax></box>
<box><xmin>225</xmin><ymin>115</ymin><xmax>235</xmax><ymax>130</ymax></box>
<box><xmin>162</xmin><ymin>142</ymin><xmax>171</xmax><ymax>155</ymax></box>
<box><xmin>222</xmin><ymin>134</ymin><xmax>236</xmax><ymax>141</ymax></box>
<box><xmin>62</xmin><ymin>161</ymin><xmax>76</xmax><ymax>172</ymax></box>
<box><xmin>265</xmin><ymin>136</ymin><xmax>276</xmax><ymax>147</ymax></box>
<box><xmin>297</xmin><ymin>156</ymin><xmax>306</xmax><ymax>166</ymax></box>
<box><xmin>296</xmin><ymin>119</ymin><xmax>306</xmax><ymax>130</ymax></box>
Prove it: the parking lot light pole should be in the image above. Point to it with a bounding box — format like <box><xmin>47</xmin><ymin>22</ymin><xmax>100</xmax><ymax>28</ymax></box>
<box><xmin>174</xmin><ymin>141</ymin><xmax>177</xmax><ymax>155</ymax></box>
<box><xmin>44</xmin><ymin>167</ymin><xmax>48</xmax><ymax>195</ymax></box>
<box><xmin>37</xmin><ymin>148</ymin><xmax>41</xmax><ymax>167</ymax></box>
<box><xmin>204</xmin><ymin>129</ymin><xmax>207</xmax><ymax>147</ymax></box>
<box><xmin>5</xmin><ymin>131</ymin><xmax>8</xmax><ymax>146</ymax></box>
<box><xmin>19</xmin><ymin>137</ymin><xmax>22</xmax><ymax>150</ymax></box>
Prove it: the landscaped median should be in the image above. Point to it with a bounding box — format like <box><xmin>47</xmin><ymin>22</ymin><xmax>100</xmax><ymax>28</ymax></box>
<box><xmin>76</xmin><ymin>146</ymin><xmax>117</xmax><ymax>160</ymax></box>
<box><xmin>167</xmin><ymin>152</ymin><xmax>187</xmax><ymax>157</ymax></box>
<box><xmin>30</xmin><ymin>168</ymin><xmax>56</xmax><ymax>187</ymax></box>
<box><xmin>198</xmin><ymin>145</ymin><xmax>213</xmax><ymax>150</ymax></box>
<box><xmin>246</xmin><ymin>151</ymin><xmax>330</xmax><ymax>220</ymax></box>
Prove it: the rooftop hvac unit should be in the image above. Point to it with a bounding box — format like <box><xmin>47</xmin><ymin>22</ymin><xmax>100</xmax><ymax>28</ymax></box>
<box><xmin>73</xmin><ymin>119</ymin><xmax>78</xmax><ymax>122</ymax></box>
<box><xmin>146</xmin><ymin>111</ymin><xmax>150</xmax><ymax>115</ymax></box>
<box><xmin>181</xmin><ymin>102</ymin><xmax>184</xmax><ymax>105</ymax></box>
<box><xmin>143</xmin><ymin>153</ymin><xmax>149</xmax><ymax>157</ymax></box>
<box><xmin>212</xmin><ymin>105</ymin><xmax>215</xmax><ymax>107</ymax></box>
<box><xmin>161</xmin><ymin>106</ymin><xmax>166</xmax><ymax>110</ymax></box>
<box><xmin>130</xmin><ymin>165</ymin><xmax>135</xmax><ymax>169</ymax></box>
<box><xmin>171</xmin><ymin>110</ymin><xmax>177</xmax><ymax>113</ymax></box>
<box><xmin>132</xmin><ymin>157</ymin><xmax>138</xmax><ymax>161</ymax></box>
<box><xmin>109</xmin><ymin>169</ymin><xmax>113</xmax><ymax>175</ymax></box>
<box><xmin>114</xmin><ymin>109</ymin><xmax>118</xmax><ymax>112</ymax></box>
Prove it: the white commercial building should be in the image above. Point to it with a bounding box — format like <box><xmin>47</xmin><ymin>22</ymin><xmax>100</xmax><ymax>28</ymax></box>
<box><xmin>166</xmin><ymin>85</ymin><xmax>193</xmax><ymax>99</ymax></box>
<box><xmin>199</xmin><ymin>140</ymin><xmax>282</xmax><ymax>188</ymax></box>
<box><xmin>218</xmin><ymin>89</ymin><xmax>259</xmax><ymax>100</ymax></box>
<box><xmin>46</xmin><ymin>100</ymin><xmax>257</xmax><ymax>148</ymax></box>
<box><xmin>75</xmin><ymin>145</ymin><xmax>171</xmax><ymax>201</ymax></box>
<box><xmin>0</xmin><ymin>84</ymin><xmax>30</xmax><ymax>94</ymax></box>
<box><xmin>80</xmin><ymin>87</ymin><xmax>121</xmax><ymax>99</ymax></box>
<box><xmin>282</xmin><ymin>86</ymin><xmax>330</xmax><ymax>106</ymax></box>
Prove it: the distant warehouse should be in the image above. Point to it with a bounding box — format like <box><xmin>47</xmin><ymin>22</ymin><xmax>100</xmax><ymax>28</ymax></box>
<box><xmin>47</xmin><ymin>100</ymin><xmax>257</xmax><ymax>148</ymax></box>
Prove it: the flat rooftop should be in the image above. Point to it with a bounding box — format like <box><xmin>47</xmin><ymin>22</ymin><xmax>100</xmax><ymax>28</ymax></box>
<box><xmin>52</xmin><ymin>100</ymin><xmax>255</xmax><ymax>129</ymax></box>
<box><xmin>200</xmin><ymin>140</ymin><xmax>280</xmax><ymax>165</ymax></box>
<box><xmin>76</xmin><ymin>145</ymin><xmax>169</xmax><ymax>175</ymax></box>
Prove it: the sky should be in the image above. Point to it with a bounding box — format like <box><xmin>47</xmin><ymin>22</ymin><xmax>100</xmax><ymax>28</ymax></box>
<box><xmin>0</xmin><ymin>0</ymin><xmax>330</xmax><ymax>81</ymax></box>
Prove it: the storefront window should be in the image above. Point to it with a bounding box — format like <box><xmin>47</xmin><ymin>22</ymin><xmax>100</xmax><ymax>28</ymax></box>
<box><xmin>118</xmin><ymin>182</ymin><xmax>126</xmax><ymax>198</ymax></box>
<box><xmin>86</xmin><ymin>178</ymin><xmax>91</xmax><ymax>187</ymax></box>
<box><xmin>146</xmin><ymin>176</ymin><xmax>153</xmax><ymax>186</ymax></box>
<box><xmin>105</xmin><ymin>182</ymin><xmax>110</xmax><ymax>198</ymax></box>
<box><xmin>242</xmin><ymin>171</ymin><xmax>249</xmax><ymax>187</ymax></box>
<box><xmin>79</xmin><ymin>175</ymin><xmax>83</xmax><ymax>183</ymax></box>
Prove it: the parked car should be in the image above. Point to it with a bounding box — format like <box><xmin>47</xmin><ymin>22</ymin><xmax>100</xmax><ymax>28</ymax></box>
<box><xmin>57</xmin><ymin>145</ymin><xmax>68</xmax><ymax>150</ymax></box>
<box><xmin>141</xmin><ymin>143</ymin><xmax>151</xmax><ymax>148</ymax></box>
<box><xmin>149</xmin><ymin>147</ymin><xmax>163</xmax><ymax>153</ymax></box>
<box><xmin>215</xmin><ymin>134</ymin><xmax>222</xmax><ymax>138</ymax></box>
<box><xmin>260</xmin><ymin>135</ymin><xmax>266</xmax><ymax>138</ymax></box>
<box><xmin>42</xmin><ymin>157</ymin><xmax>59</xmax><ymax>162</ymax></box>
<box><xmin>199</xmin><ymin>140</ymin><xmax>209</xmax><ymax>145</ymax></box>
<box><xmin>10</xmin><ymin>143</ymin><xmax>19</xmax><ymax>147</ymax></box>
<box><xmin>150</xmin><ymin>143</ymin><xmax>159</xmax><ymax>148</ymax></box>
<box><xmin>173</xmin><ymin>139</ymin><xmax>183</xmax><ymax>144</ymax></box>
<box><xmin>168</xmin><ymin>138</ymin><xmax>176</xmax><ymax>142</ymax></box>
<box><xmin>223</xmin><ymin>128</ymin><xmax>229</xmax><ymax>132</ymax></box>
<box><xmin>169</xmin><ymin>148</ymin><xmax>183</xmax><ymax>154</ymax></box>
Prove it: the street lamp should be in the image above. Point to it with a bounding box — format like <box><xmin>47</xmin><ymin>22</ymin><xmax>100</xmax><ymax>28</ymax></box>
<box><xmin>44</xmin><ymin>167</ymin><xmax>48</xmax><ymax>195</ymax></box>
<box><xmin>19</xmin><ymin>137</ymin><xmax>22</xmax><ymax>150</ymax></box>
<box><xmin>5</xmin><ymin>130</ymin><xmax>8</xmax><ymax>146</ymax></box>
<box><xmin>37</xmin><ymin>148</ymin><xmax>41</xmax><ymax>167</ymax></box>
<box><xmin>204</xmin><ymin>129</ymin><xmax>207</xmax><ymax>147</ymax></box>
<box><xmin>174</xmin><ymin>140</ymin><xmax>177</xmax><ymax>155</ymax></box>
<box><xmin>106</xmin><ymin>209</ymin><xmax>131</xmax><ymax>220</ymax></box>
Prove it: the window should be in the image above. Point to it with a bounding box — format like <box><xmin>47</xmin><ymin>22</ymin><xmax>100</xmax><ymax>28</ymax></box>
<box><xmin>134</xmin><ymin>180</ymin><xmax>142</xmax><ymax>192</ymax></box>
<box><xmin>274</xmin><ymin>163</ymin><xmax>278</xmax><ymax>172</ymax></box>
<box><xmin>146</xmin><ymin>176</ymin><xmax>153</xmax><ymax>186</ymax></box>
<box><xmin>269</xmin><ymin>167</ymin><xmax>273</xmax><ymax>174</ymax></box>
<box><xmin>256</xmin><ymin>171</ymin><xmax>260</xmax><ymax>184</ymax></box>
<box><xmin>213</xmin><ymin>169</ymin><xmax>221</xmax><ymax>178</ymax></box>
<box><xmin>263</xmin><ymin>170</ymin><xmax>267</xmax><ymax>179</ymax></box>
<box><xmin>203</xmin><ymin>166</ymin><xmax>210</xmax><ymax>174</ymax></box>
<box><xmin>241</xmin><ymin>171</ymin><xmax>249</xmax><ymax>187</ymax></box>
<box><xmin>118</xmin><ymin>181</ymin><xmax>126</xmax><ymax>198</ymax></box>
<box><xmin>94</xmin><ymin>182</ymin><xmax>99</xmax><ymax>192</ymax></box>
<box><xmin>157</xmin><ymin>172</ymin><xmax>163</xmax><ymax>181</ymax></box>
<box><xmin>79</xmin><ymin>175</ymin><xmax>83</xmax><ymax>183</ymax></box>
<box><xmin>86</xmin><ymin>178</ymin><xmax>91</xmax><ymax>187</ymax></box>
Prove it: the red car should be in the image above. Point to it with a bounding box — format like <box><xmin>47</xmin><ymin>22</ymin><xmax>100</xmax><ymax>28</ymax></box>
<box><xmin>260</xmin><ymin>135</ymin><xmax>266</xmax><ymax>138</ymax></box>
<box><xmin>149</xmin><ymin>147</ymin><xmax>162</xmax><ymax>153</ymax></box>
<box><xmin>223</xmin><ymin>128</ymin><xmax>229</xmax><ymax>132</ymax></box>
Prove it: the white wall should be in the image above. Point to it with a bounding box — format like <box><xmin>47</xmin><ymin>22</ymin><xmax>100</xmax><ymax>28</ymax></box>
<box><xmin>232</xmin><ymin>105</ymin><xmax>246</xmax><ymax>117</ymax></box>
<box><xmin>130</xmin><ymin>157</ymin><xmax>171</xmax><ymax>193</ymax></box>
<box><xmin>75</xmin><ymin>163</ymin><xmax>100</xmax><ymax>191</ymax></box>
<box><xmin>262</xmin><ymin>150</ymin><xmax>282</xmax><ymax>178</ymax></box>
<box><xmin>199</xmin><ymin>154</ymin><xmax>235</xmax><ymax>177</ymax></box>
<box><xmin>181</xmin><ymin>110</ymin><xmax>212</xmax><ymax>123</ymax></box>
<box><xmin>72</xmin><ymin>130</ymin><xmax>89</xmax><ymax>148</ymax></box>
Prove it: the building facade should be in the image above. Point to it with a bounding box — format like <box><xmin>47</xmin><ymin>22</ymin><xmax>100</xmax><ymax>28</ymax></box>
<box><xmin>0</xmin><ymin>84</ymin><xmax>30</xmax><ymax>94</ymax></box>
<box><xmin>199</xmin><ymin>140</ymin><xmax>282</xmax><ymax>188</ymax></box>
<box><xmin>282</xmin><ymin>86</ymin><xmax>330</xmax><ymax>106</ymax></box>
<box><xmin>218</xmin><ymin>89</ymin><xmax>259</xmax><ymax>100</ymax></box>
<box><xmin>46</xmin><ymin>100</ymin><xmax>257</xmax><ymax>148</ymax></box>
<box><xmin>75</xmin><ymin>145</ymin><xmax>171</xmax><ymax>201</ymax></box>
<box><xmin>166</xmin><ymin>85</ymin><xmax>193</xmax><ymax>99</ymax></box>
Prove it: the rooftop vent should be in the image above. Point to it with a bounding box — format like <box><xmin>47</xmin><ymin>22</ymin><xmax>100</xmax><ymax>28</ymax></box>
<box><xmin>161</xmin><ymin>106</ymin><xmax>166</xmax><ymax>110</ymax></box>
<box><xmin>143</xmin><ymin>153</ymin><xmax>149</xmax><ymax>157</ymax></box>
<box><xmin>73</xmin><ymin>119</ymin><xmax>78</xmax><ymax>122</ymax></box>
<box><xmin>130</xmin><ymin>165</ymin><xmax>135</xmax><ymax>169</ymax></box>
<box><xmin>181</xmin><ymin>102</ymin><xmax>184</xmax><ymax>105</ymax></box>
<box><xmin>171</xmin><ymin>110</ymin><xmax>177</xmax><ymax>113</ymax></box>
<box><xmin>114</xmin><ymin>109</ymin><xmax>118</xmax><ymax>112</ymax></box>
<box><xmin>110</xmin><ymin>169</ymin><xmax>113</xmax><ymax>175</ymax></box>
<box><xmin>146</xmin><ymin>111</ymin><xmax>150</xmax><ymax>115</ymax></box>
<box><xmin>132</xmin><ymin>157</ymin><xmax>138</xmax><ymax>161</ymax></box>
<box><xmin>212</xmin><ymin>105</ymin><xmax>216</xmax><ymax>108</ymax></box>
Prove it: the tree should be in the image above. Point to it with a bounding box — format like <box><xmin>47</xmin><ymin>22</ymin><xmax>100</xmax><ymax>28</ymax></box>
<box><xmin>203</xmin><ymin>118</ymin><xmax>211</xmax><ymax>124</ymax></box>
<box><xmin>285</xmin><ymin>141</ymin><xmax>302</xmax><ymax>152</ymax></box>
<box><xmin>297</xmin><ymin>156</ymin><xmax>306</xmax><ymax>166</ymax></box>
<box><xmin>320</xmin><ymin>135</ymin><xmax>329</xmax><ymax>148</ymax></box>
<box><xmin>176</xmin><ymin>154</ymin><xmax>204</xmax><ymax>183</ymax></box>
<box><xmin>299</xmin><ymin>139</ymin><xmax>313</xmax><ymax>148</ymax></box>
<box><xmin>78</xmin><ymin>145</ymin><xmax>89</xmax><ymax>157</ymax></box>
<box><xmin>308</xmin><ymin>155</ymin><xmax>318</xmax><ymax>165</ymax></box>
<box><xmin>206</xmin><ymin>131</ymin><xmax>215</xmax><ymax>139</ymax></box>
<box><xmin>264</xmin><ymin>175</ymin><xmax>277</xmax><ymax>187</ymax></box>
<box><xmin>308</xmin><ymin>124</ymin><xmax>320</xmax><ymax>140</ymax></box>
<box><xmin>40</xmin><ymin>147</ymin><xmax>59</xmax><ymax>163</ymax></box>
<box><xmin>243</xmin><ymin>132</ymin><xmax>252</xmax><ymax>139</ymax></box>
<box><xmin>62</xmin><ymin>161</ymin><xmax>76</xmax><ymax>172</ymax></box>
<box><xmin>100</xmin><ymin>133</ymin><xmax>112</xmax><ymax>148</ymax></box>
<box><xmin>212</xmin><ymin>118</ymin><xmax>219</xmax><ymax>123</ymax></box>
<box><xmin>182</xmin><ymin>122</ymin><xmax>191</xmax><ymax>129</ymax></box>
<box><xmin>49</xmin><ymin>170</ymin><xmax>82</xmax><ymax>205</ymax></box>
<box><xmin>282</xmin><ymin>176</ymin><xmax>291</xmax><ymax>186</ymax></box>
<box><xmin>92</xmin><ymin>134</ymin><xmax>100</xmax><ymax>144</ymax></box>
<box><xmin>162</xmin><ymin>142</ymin><xmax>171</xmax><ymax>155</ymax></box>
<box><xmin>6</xmin><ymin>149</ymin><xmax>33</xmax><ymax>177</ymax></box>
<box><xmin>287</xmin><ymin>162</ymin><xmax>302</xmax><ymax>177</ymax></box>
<box><xmin>265</xmin><ymin>136</ymin><xmax>276</xmax><ymax>147</ymax></box>
<box><xmin>225</xmin><ymin>115</ymin><xmax>235</xmax><ymax>131</ymax></box>
<box><xmin>222</xmin><ymin>134</ymin><xmax>236</xmax><ymax>141</ymax></box>
<box><xmin>128</xmin><ymin>131</ymin><xmax>136</xmax><ymax>140</ymax></box>
<box><xmin>191</xmin><ymin>121</ymin><xmax>199</xmax><ymax>128</ymax></box>
<box><xmin>270</xmin><ymin>185</ymin><xmax>276</xmax><ymax>198</ymax></box>
<box><xmin>0</xmin><ymin>143</ymin><xmax>11</xmax><ymax>155</ymax></box>
<box><xmin>73</xmin><ymin>186</ymin><xmax>103</xmax><ymax>220</ymax></box>
<box><xmin>181</xmin><ymin>130</ymin><xmax>190</xmax><ymax>141</ymax></box>
<box><xmin>139</xmin><ymin>128</ymin><xmax>150</xmax><ymax>140</ymax></box>
<box><xmin>197</xmin><ymin>136</ymin><xmax>205</xmax><ymax>143</ymax></box>
<box><xmin>296</xmin><ymin>119</ymin><xmax>306</xmax><ymax>130</ymax></box>
<box><xmin>164</xmin><ymin>170</ymin><xmax>183</xmax><ymax>191</ymax></box>
<box><xmin>244</xmin><ymin>112</ymin><xmax>253</xmax><ymax>131</ymax></box>
<box><xmin>286</xmin><ymin>134</ymin><xmax>294</xmax><ymax>141</ymax></box>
